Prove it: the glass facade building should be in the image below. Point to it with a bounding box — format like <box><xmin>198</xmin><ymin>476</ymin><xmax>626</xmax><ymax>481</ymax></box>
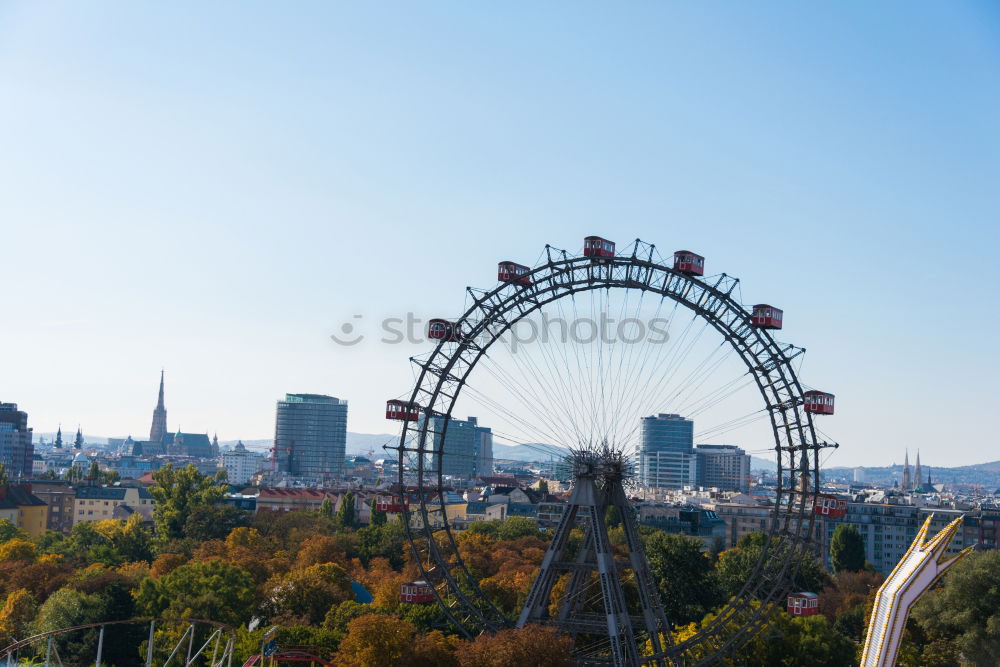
<box><xmin>0</xmin><ymin>403</ymin><xmax>33</xmax><ymax>479</ymax></box>
<box><xmin>273</xmin><ymin>394</ymin><xmax>348</xmax><ymax>479</ymax></box>
<box><xmin>636</xmin><ymin>413</ymin><xmax>695</xmax><ymax>490</ymax></box>
<box><xmin>428</xmin><ymin>415</ymin><xmax>493</xmax><ymax>480</ymax></box>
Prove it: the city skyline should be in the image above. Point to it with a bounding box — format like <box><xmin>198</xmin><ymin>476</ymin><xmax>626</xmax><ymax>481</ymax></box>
<box><xmin>3</xmin><ymin>3</ymin><xmax>999</xmax><ymax>466</ymax></box>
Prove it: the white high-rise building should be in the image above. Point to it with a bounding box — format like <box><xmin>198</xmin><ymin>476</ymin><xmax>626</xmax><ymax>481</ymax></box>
<box><xmin>222</xmin><ymin>441</ymin><xmax>265</xmax><ymax>485</ymax></box>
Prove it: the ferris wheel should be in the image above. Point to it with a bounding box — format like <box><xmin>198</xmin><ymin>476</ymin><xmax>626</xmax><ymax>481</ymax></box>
<box><xmin>384</xmin><ymin>237</ymin><xmax>838</xmax><ymax>666</ymax></box>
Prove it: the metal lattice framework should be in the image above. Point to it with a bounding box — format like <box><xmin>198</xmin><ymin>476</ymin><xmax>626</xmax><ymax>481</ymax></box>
<box><xmin>1</xmin><ymin>618</ymin><xmax>236</xmax><ymax>667</ymax></box>
<box><xmin>391</xmin><ymin>240</ymin><xmax>836</xmax><ymax>665</ymax></box>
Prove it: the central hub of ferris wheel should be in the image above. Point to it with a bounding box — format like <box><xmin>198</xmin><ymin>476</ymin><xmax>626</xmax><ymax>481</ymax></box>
<box><xmin>386</xmin><ymin>235</ymin><xmax>839</xmax><ymax>666</ymax></box>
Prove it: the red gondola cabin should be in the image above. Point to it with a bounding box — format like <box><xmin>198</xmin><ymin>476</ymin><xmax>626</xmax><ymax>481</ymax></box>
<box><xmin>813</xmin><ymin>494</ymin><xmax>848</xmax><ymax>518</ymax></box>
<box><xmin>750</xmin><ymin>304</ymin><xmax>783</xmax><ymax>330</ymax></box>
<box><xmin>804</xmin><ymin>390</ymin><xmax>835</xmax><ymax>415</ymax></box>
<box><xmin>386</xmin><ymin>400</ymin><xmax>421</xmax><ymax>421</ymax></box>
<box><xmin>401</xmin><ymin>580</ymin><xmax>435</xmax><ymax>604</ymax></box>
<box><xmin>374</xmin><ymin>494</ymin><xmax>409</xmax><ymax>513</ymax></box>
<box><xmin>428</xmin><ymin>319</ymin><xmax>462</xmax><ymax>342</ymax></box>
<box><xmin>498</xmin><ymin>261</ymin><xmax>532</xmax><ymax>286</ymax></box>
<box><xmin>583</xmin><ymin>236</ymin><xmax>615</xmax><ymax>260</ymax></box>
<box><xmin>787</xmin><ymin>592</ymin><xmax>819</xmax><ymax>616</ymax></box>
<box><xmin>673</xmin><ymin>250</ymin><xmax>705</xmax><ymax>277</ymax></box>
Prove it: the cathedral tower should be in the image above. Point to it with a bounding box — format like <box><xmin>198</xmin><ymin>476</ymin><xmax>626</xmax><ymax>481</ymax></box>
<box><xmin>149</xmin><ymin>370</ymin><xmax>168</xmax><ymax>443</ymax></box>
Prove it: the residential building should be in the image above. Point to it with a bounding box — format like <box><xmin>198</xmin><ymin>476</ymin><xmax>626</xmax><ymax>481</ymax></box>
<box><xmin>73</xmin><ymin>486</ymin><xmax>155</xmax><ymax>525</ymax></box>
<box><xmin>0</xmin><ymin>403</ymin><xmax>34</xmax><ymax>478</ymax></box>
<box><xmin>636</xmin><ymin>413</ymin><xmax>695</xmax><ymax>490</ymax></box>
<box><xmin>0</xmin><ymin>484</ymin><xmax>48</xmax><ymax>537</ymax></box>
<box><xmin>29</xmin><ymin>480</ymin><xmax>76</xmax><ymax>534</ymax></box>
<box><xmin>221</xmin><ymin>441</ymin><xmax>264</xmax><ymax>485</ymax></box>
<box><xmin>695</xmin><ymin>444</ymin><xmax>751</xmax><ymax>493</ymax></box>
<box><xmin>273</xmin><ymin>394</ymin><xmax>348</xmax><ymax>479</ymax></box>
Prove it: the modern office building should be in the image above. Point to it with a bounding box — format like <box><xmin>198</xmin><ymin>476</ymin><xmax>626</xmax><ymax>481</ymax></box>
<box><xmin>428</xmin><ymin>416</ymin><xmax>493</xmax><ymax>480</ymax></box>
<box><xmin>0</xmin><ymin>403</ymin><xmax>34</xmax><ymax>478</ymax></box>
<box><xmin>636</xmin><ymin>413</ymin><xmax>695</xmax><ymax>490</ymax></box>
<box><xmin>695</xmin><ymin>444</ymin><xmax>751</xmax><ymax>493</ymax></box>
<box><xmin>273</xmin><ymin>394</ymin><xmax>348</xmax><ymax>479</ymax></box>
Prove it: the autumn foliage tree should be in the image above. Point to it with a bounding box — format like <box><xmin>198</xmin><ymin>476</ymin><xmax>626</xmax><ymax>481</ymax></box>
<box><xmin>454</xmin><ymin>625</ymin><xmax>574</xmax><ymax>667</ymax></box>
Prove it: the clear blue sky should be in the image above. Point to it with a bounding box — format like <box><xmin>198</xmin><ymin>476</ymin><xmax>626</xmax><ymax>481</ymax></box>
<box><xmin>1</xmin><ymin>2</ymin><xmax>998</xmax><ymax>466</ymax></box>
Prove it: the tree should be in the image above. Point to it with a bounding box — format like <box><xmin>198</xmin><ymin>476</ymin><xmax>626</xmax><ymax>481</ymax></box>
<box><xmin>136</xmin><ymin>559</ymin><xmax>256</xmax><ymax>626</ymax></box>
<box><xmin>0</xmin><ymin>463</ymin><xmax>7</xmax><ymax>486</ymax></box>
<box><xmin>830</xmin><ymin>524</ymin><xmax>865</xmax><ymax>573</ymax></box>
<box><xmin>87</xmin><ymin>460</ymin><xmax>101</xmax><ymax>480</ymax></box>
<box><xmin>334</xmin><ymin>614</ymin><xmax>418</xmax><ymax>666</ymax></box>
<box><xmin>0</xmin><ymin>589</ymin><xmax>37</xmax><ymax>646</ymax></box>
<box><xmin>183</xmin><ymin>504</ymin><xmax>249</xmax><ymax>541</ymax></box>
<box><xmin>263</xmin><ymin>563</ymin><xmax>353</xmax><ymax>625</ymax></box>
<box><xmin>0</xmin><ymin>519</ymin><xmax>26</xmax><ymax>543</ymax></box>
<box><xmin>739</xmin><ymin>612</ymin><xmax>854</xmax><ymax>667</ymax></box>
<box><xmin>912</xmin><ymin>550</ymin><xmax>1000</xmax><ymax>666</ymax></box>
<box><xmin>538</xmin><ymin>479</ymin><xmax>549</xmax><ymax>496</ymax></box>
<box><xmin>149</xmin><ymin>464</ymin><xmax>228</xmax><ymax>541</ymax></box>
<box><xmin>356</xmin><ymin>519</ymin><xmax>406</xmax><ymax>569</ymax></box>
<box><xmin>675</xmin><ymin>603</ymin><xmax>854</xmax><ymax>667</ymax></box>
<box><xmin>336</xmin><ymin>492</ymin><xmax>357</xmax><ymax>529</ymax></box>
<box><xmin>496</xmin><ymin>517</ymin><xmax>544</xmax><ymax>541</ymax></box>
<box><xmin>644</xmin><ymin>531</ymin><xmax>724</xmax><ymax>625</ymax></box>
<box><xmin>320</xmin><ymin>496</ymin><xmax>334</xmax><ymax>518</ymax></box>
<box><xmin>0</xmin><ymin>538</ymin><xmax>36</xmax><ymax>563</ymax></box>
<box><xmin>32</xmin><ymin>586</ymin><xmax>107</xmax><ymax>664</ymax></box>
<box><xmin>370</xmin><ymin>505</ymin><xmax>387</xmax><ymax>526</ymax></box>
<box><xmin>716</xmin><ymin>533</ymin><xmax>830</xmax><ymax>598</ymax></box>
<box><xmin>454</xmin><ymin>625</ymin><xmax>574</xmax><ymax>667</ymax></box>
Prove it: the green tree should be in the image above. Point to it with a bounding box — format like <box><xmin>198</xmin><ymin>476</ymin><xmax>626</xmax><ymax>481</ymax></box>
<box><xmin>716</xmin><ymin>533</ymin><xmax>830</xmax><ymax>598</ymax></box>
<box><xmin>263</xmin><ymin>563</ymin><xmax>353</xmax><ymax>625</ymax></box>
<box><xmin>149</xmin><ymin>464</ymin><xmax>228</xmax><ymax>541</ymax></box>
<box><xmin>830</xmin><ymin>524</ymin><xmax>865</xmax><ymax>573</ymax></box>
<box><xmin>0</xmin><ymin>519</ymin><xmax>27</xmax><ymax>544</ymax></box>
<box><xmin>32</xmin><ymin>587</ymin><xmax>108</xmax><ymax>664</ymax></box>
<box><xmin>87</xmin><ymin>460</ymin><xmax>100</xmax><ymax>480</ymax></box>
<box><xmin>183</xmin><ymin>504</ymin><xmax>249</xmax><ymax>541</ymax></box>
<box><xmin>740</xmin><ymin>611</ymin><xmax>855</xmax><ymax>666</ymax></box>
<box><xmin>538</xmin><ymin>479</ymin><xmax>549</xmax><ymax>496</ymax></box>
<box><xmin>370</xmin><ymin>505</ymin><xmax>387</xmax><ymax>526</ymax></box>
<box><xmin>136</xmin><ymin>559</ymin><xmax>256</xmax><ymax>626</ymax></box>
<box><xmin>644</xmin><ymin>531</ymin><xmax>724</xmax><ymax>625</ymax></box>
<box><xmin>676</xmin><ymin>603</ymin><xmax>854</xmax><ymax>667</ymax></box>
<box><xmin>911</xmin><ymin>550</ymin><xmax>1000</xmax><ymax>666</ymax></box>
<box><xmin>497</xmin><ymin>517</ymin><xmax>544</xmax><ymax>541</ymax></box>
<box><xmin>356</xmin><ymin>519</ymin><xmax>407</xmax><ymax>569</ymax></box>
<box><xmin>0</xmin><ymin>463</ymin><xmax>7</xmax><ymax>486</ymax></box>
<box><xmin>320</xmin><ymin>496</ymin><xmax>334</xmax><ymax>518</ymax></box>
<box><xmin>336</xmin><ymin>492</ymin><xmax>357</xmax><ymax>529</ymax></box>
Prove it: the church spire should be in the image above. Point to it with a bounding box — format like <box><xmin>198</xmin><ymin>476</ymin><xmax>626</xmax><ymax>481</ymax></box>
<box><xmin>157</xmin><ymin>369</ymin><xmax>165</xmax><ymax>409</ymax></box>
<box><xmin>914</xmin><ymin>450</ymin><xmax>922</xmax><ymax>491</ymax></box>
<box><xmin>149</xmin><ymin>370</ymin><xmax>168</xmax><ymax>443</ymax></box>
<box><xmin>54</xmin><ymin>424</ymin><xmax>63</xmax><ymax>449</ymax></box>
<box><xmin>74</xmin><ymin>425</ymin><xmax>84</xmax><ymax>450</ymax></box>
<box><xmin>902</xmin><ymin>449</ymin><xmax>912</xmax><ymax>492</ymax></box>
